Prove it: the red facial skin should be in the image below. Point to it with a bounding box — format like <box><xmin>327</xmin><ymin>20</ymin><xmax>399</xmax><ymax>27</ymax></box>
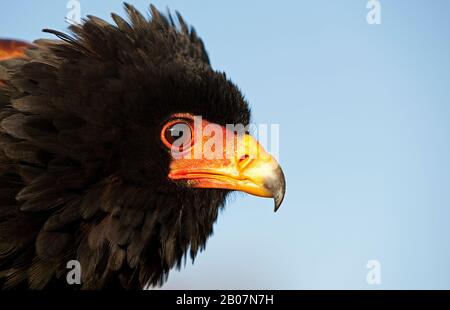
<box><xmin>161</xmin><ymin>113</ymin><xmax>283</xmax><ymax>200</ymax></box>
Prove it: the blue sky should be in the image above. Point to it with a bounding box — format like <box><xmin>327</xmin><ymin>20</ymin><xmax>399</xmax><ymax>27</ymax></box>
<box><xmin>1</xmin><ymin>0</ymin><xmax>450</xmax><ymax>289</ymax></box>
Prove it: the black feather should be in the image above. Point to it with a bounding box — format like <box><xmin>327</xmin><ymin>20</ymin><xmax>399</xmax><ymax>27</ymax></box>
<box><xmin>0</xmin><ymin>3</ymin><xmax>250</xmax><ymax>290</ymax></box>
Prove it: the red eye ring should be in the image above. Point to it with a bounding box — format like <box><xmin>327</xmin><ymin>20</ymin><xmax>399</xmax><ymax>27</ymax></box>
<box><xmin>160</xmin><ymin>117</ymin><xmax>194</xmax><ymax>152</ymax></box>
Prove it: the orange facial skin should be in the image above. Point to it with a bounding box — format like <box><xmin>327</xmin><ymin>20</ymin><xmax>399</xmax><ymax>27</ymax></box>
<box><xmin>161</xmin><ymin>113</ymin><xmax>286</xmax><ymax>211</ymax></box>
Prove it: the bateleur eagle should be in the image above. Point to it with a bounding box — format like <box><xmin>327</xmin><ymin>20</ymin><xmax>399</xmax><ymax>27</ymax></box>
<box><xmin>0</xmin><ymin>3</ymin><xmax>285</xmax><ymax>289</ymax></box>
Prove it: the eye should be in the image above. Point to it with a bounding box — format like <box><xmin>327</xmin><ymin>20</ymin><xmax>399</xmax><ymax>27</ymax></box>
<box><xmin>161</xmin><ymin>118</ymin><xmax>193</xmax><ymax>151</ymax></box>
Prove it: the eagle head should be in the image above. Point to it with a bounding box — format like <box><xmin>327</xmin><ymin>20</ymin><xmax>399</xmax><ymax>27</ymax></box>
<box><xmin>0</xmin><ymin>3</ymin><xmax>285</xmax><ymax>289</ymax></box>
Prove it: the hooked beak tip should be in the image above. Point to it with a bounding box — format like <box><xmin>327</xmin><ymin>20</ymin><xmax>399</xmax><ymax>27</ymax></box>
<box><xmin>266</xmin><ymin>164</ymin><xmax>286</xmax><ymax>213</ymax></box>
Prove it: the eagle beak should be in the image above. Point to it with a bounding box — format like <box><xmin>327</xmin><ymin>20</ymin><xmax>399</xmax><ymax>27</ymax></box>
<box><xmin>168</xmin><ymin>133</ymin><xmax>286</xmax><ymax>212</ymax></box>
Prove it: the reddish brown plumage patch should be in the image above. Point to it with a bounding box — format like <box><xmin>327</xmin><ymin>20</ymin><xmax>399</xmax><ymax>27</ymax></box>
<box><xmin>0</xmin><ymin>39</ymin><xmax>30</xmax><ymax>60</ymax></box>
<box><xmin>0</xmin><ymin>39</ymin><xmax>31</xmax><ymax>87</ymax></box>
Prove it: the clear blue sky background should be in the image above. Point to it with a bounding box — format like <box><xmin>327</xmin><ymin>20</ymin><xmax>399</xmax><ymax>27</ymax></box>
<box><xmin>1</xmin><ymin>0</ymin><xmax>450</xmax><ymax>289</ymax></box>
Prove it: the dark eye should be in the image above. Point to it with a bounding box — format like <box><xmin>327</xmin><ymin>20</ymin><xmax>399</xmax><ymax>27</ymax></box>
<box><xmin>161</xmin><ymin>119</ymin><xmax>193</xmax><ymax>151</ymax></box>
<box><xmin>164</xmin><ymin>123</ymin><xmax>185</xmax><ymax>145</ymax></box>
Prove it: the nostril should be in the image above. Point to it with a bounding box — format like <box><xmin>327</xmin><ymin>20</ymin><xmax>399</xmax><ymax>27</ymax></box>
<box><xmin>239</xmin><ymin>154</ymin><xmax>249</xmax><ymax>162</ymax></box>
<box><xmin>238</xmin><ymin>154</ymin><xmax>251</xmax><ymax>169</ymax></box>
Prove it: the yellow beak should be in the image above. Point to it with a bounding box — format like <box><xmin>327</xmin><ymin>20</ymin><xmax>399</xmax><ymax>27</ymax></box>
<box><xmin>168</xmin><ymin>132</ymin><xmax>286</xmax><ymax>212</ymax></box>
